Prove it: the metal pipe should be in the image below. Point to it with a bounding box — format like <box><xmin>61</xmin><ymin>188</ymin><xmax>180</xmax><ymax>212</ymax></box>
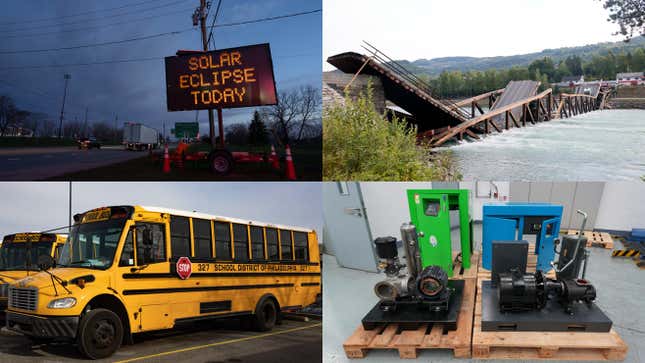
<box><xmin>553</xmin><ymin>210</ymin><xmax>587</xmax><ymax>274</ymax></box>
<box><xmin>400</xmin><ymin>223</ymin><xmax>421</xmax><ymax>278</ymax></box>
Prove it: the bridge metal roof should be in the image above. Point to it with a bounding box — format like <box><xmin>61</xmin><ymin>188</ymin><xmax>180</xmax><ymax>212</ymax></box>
<box><xmin>327</xmin><ymin>52</ymin><xmax>468</xmax><ymax>131</ymax></box>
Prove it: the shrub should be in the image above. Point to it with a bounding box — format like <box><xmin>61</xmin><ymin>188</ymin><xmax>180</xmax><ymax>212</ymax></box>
<box><xmin>323</xmin><ymin>86</ymin><xmax>461</xmax><ymax>181</ymax></box>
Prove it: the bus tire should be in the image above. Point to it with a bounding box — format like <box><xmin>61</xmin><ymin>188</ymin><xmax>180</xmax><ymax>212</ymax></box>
<box><xmin>77</xmin><ymin>308</ymin><xmax>123</xmax><ymax>360</ymax></box>
<box><xmin>253</xmin><ymin>298</ymin><xmax>277</xmax><ymax>332</ymax></box>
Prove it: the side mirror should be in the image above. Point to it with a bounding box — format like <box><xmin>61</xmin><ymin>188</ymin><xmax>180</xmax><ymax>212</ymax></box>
<box><xmin>38</xmin><ymin>254</ymin><xmax>56</xmax><ymax>271</ymax></box>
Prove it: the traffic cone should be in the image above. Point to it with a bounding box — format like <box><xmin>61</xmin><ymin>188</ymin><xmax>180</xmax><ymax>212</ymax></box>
<box><xmin>285</xmin><ymin>144</ymin><xmax>296</xmax><ymax>181</ymax></box>
<box><xmin>270</xmin><ymin>145</ymin><xmax>280</xmax><ymax>170</ymax></box>
<box><xmin>162</xmin><ymin>143</ymin><xmax>171</xmax><ymax>173</ymax></box>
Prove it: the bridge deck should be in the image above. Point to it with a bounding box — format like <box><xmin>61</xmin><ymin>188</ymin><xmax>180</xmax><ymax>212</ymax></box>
<box><xmin>489</xmin><ymin>80</ymin><xmax>540</xmax><ymax>127</ymax></box>
<box><xmin>327</xmin><ymin>52</ymin><xmax>469</xmax><ymax>131</ymax></box>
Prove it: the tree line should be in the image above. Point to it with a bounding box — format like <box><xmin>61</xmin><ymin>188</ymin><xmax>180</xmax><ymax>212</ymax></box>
<box><xmin>225</xmin><ymin>85</ymin><xmax>322</xmax><ymax>146</ymax></box>
<box><xmin>0</xmin><ymin>94</ymin><xmax>122</xmax><ymax>141</ymax></box>
<box><xmin>424</xmin><ymin>48</ymin><xmax>645</xmax><ymax>98</ymax></box>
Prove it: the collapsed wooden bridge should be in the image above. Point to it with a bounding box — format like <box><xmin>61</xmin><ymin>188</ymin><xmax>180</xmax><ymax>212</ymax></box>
<box><xmin>327</xmin><ymin>43</ymin><xmax>609</xmax><ymax>147</ymax></box>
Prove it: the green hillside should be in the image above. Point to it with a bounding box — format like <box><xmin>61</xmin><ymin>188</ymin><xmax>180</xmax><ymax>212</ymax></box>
<box><xmin>401</xmin><ymin>37</ymin><xmax>645</xmax><ymax>76</ymax></box>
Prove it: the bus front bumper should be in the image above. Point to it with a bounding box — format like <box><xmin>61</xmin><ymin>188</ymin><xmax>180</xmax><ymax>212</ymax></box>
<box><xmin>6</xmin><ymin>312</ymin><xmax>78</xmax><ymax>339</ymax></box>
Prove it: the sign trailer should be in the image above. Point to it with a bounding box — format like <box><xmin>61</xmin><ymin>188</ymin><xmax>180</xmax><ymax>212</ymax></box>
<box><xmin>164</xmin><ymin>43</ymin><xmax>278</xmax><ymax>174</ymax></box>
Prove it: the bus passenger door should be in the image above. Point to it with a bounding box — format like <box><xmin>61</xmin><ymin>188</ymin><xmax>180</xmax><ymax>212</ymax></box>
<box><xmin>115</xmin><ymin>222</ymin><xmax>173</xmax><ymax>332</ymax></box>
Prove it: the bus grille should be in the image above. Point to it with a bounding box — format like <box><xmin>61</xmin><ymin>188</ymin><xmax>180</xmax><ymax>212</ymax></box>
<box><xmin>8</xmin><ymin>287</ymin><xmax>38</xmax><ymax>311</ymax></box>
<box><xmin>0</xmin><ymin>283</ymin><xmax>9</xmax><ymax>297</ymax></box>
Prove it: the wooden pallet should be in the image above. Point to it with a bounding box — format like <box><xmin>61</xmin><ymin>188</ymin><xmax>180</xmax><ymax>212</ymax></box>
<box><xmin>343</xmin><ymin>252</ymin><xmax>480</xmax><ymax>359</ymax></box>
<box><xmin>567</xmin><ymin>230</ymin><xmax>614</xmax><ymax>249</ymax></box>
<box><xmin>473</xmin><ymin>269</ymin><xmax>628</xmax><ymax>360</ymax></box>
<box><xmin>343</xmin><ymin>278</ymin><xmax>476</xmax><ymax>359</ymax></box>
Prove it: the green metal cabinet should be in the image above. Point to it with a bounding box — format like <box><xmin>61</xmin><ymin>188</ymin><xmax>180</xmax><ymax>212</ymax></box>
<box><xmin>407</xmin><ymin>189</ymin><xmax>472</xmax><ymax>277</ymax></box>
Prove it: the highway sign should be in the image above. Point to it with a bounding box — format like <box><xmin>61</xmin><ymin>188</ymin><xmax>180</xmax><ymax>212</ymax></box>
<box><xmin>173</xmin><ymin>122</ymin><xmax>199</xmax><ymax>138</ymax></box>
<box><xmin>165</xmin><ymin>43</ymin><xmax>278</xmax><ymax>111</ymax></box>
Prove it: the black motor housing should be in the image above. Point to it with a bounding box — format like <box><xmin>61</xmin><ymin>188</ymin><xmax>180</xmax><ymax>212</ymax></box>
<box><xmin>498</xmin><ymin>270</ymin><xmax>546</xmax><ymax>312</ymax></box>
<box><xmin>374</xmin><ymin>237</ymin><xmax>398</xmax><ymax>259</ymax></box>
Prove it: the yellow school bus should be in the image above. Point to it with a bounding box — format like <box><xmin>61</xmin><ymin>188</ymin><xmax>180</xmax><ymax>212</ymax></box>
<box><xmin>6</xmin><ymin>206</ymin><xmax>321</xmax><ymax>359</ymax></box>
<box><xmin>0</xmin><ymin>233</ymin><xmax>67</xmax><ymax>313</ymax></box>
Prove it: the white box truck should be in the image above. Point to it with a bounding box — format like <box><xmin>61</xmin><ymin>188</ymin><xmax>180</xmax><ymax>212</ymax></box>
<box><xmin>123</xmin><ymin>123</ymin><xmax>159</xmax><ymax>151</ymax></box>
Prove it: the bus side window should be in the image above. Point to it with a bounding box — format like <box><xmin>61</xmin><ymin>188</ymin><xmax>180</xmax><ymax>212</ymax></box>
<box><xmin>170</xmin><ymin>216</ymin><xmax>191</xmax><ymax>258</ymax></box>
<box><xmin>294</xmin><ymin>232</ymin><xmax>309</xmax><ymax>262</ymax></box>
<box><xmin>136</xmin><ymin>224</ymin><xmax>166</xmax><ymax>264</ymax></box>
<box><xmin>193</xmin><ymin>219</ymin><xmax>212</xmax><ymax>259</ymax></box>
<box><xmin>119</xmin><ymin>230</ymin><xmax>135</xmax><ymax>266</ymax></box>
<box><xmin>280</xmin><ymin>230</ymin><xmax>293</xmax><ymax>261</ymax></box>
<box><xmin>266</xmin><ymin>228</ymin><xmax>279</xmax><ymax>260</ymax></box>
<box><xmin>250</xmin><ymin>226</ymin><xmax>265</xmax><ymax>260</ymax></box>
<box><xmin>214</xmin><ymin>222</ymin><xmax>232</xmax><ymax>260</ymax></box>
<box><xmin>233</xmin><ymin>224</ymin><xmax>249</xmax><ymax>262</ymax></box>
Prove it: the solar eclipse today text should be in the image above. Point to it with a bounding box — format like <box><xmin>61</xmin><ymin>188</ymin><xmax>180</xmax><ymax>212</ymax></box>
<box><xmin>164</xmin><ymin>43</ymin><xmax>278</xmax><ymax>111</ymax></box>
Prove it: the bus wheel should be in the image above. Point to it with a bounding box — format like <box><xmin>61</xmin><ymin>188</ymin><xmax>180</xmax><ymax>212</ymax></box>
<box><xmin>253</xmin><ymin>299</ymin><xmax>277</xmax><ymax>332</ymax></box>
<box><xmin>77</xmin><ymin>308</ymin><xmax>123</xmax><ymax>359</ymax></box>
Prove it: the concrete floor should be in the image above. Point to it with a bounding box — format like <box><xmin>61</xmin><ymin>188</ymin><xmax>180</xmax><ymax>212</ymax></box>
<box><xmin>0</xmin><ymin>318</ymin><xmax>321</xmax><ymax>363</ymax></box>
<box><xmin>323</xmin><ymin>224</ymin><xmax>645</xmax><ymax>363</ymax></box>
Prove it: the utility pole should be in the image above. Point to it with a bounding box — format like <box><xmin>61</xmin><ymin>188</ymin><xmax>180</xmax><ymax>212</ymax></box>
<box><xmin>58</xmin><ymin>74</ymin><xmax>71</xmax><ymax>138</ymax></box>
<box><xmin>83</xmin><ymin>107</ymin><xmax>88</xmax><ymax>137</ymax></box>
<box><xmin>197</xmin><ymin>0</ymin><xmax>224</xmax><ymax>149</ymax></box>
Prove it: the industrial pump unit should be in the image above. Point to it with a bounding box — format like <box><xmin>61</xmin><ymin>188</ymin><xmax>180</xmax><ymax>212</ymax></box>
<box><xmin>361</xmin><ymin>223</ymin><xmax>464</xmax><ymax>330</ymax></box>
<box><xmin>481</xmin><ymin>209</ymin><xmax>613</xmax><ymax>332</ymax></box>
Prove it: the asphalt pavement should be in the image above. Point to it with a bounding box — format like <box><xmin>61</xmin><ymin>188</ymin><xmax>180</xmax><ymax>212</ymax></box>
<box><xmin>0</xmin><ymin>146</ymin><xmax>147</xmax><ymax>180</ymax></box>
<box><xmin>0</xmin><ymin>318</ymin><xmax>322</xmax><ymax>363</ymax></box>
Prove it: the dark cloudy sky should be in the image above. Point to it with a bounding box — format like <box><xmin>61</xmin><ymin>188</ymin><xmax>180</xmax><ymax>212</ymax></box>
<box><xmin>0</xmin><ymin>0</ymin><xmax>321</xmax><ymax>135</ymax></box>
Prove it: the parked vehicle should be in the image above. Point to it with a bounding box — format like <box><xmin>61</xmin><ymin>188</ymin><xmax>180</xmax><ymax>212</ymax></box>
<box><xmin>0</xmin><ymin>233</ymin><xmax>66</xmax><ymax>315</ymax></box>
<box><xmin>123</xmin><ymin>123</ymin><xmax>159</xmax><ymax>151</ymax></box>
<box><xmin>5</xmin><ymin>206</ymin><xmax>321</xmax><ymax>359</ymax></box>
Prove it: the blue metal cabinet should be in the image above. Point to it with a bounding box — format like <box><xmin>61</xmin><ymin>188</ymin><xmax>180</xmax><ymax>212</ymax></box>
<box><xmin>482</xmin><ymin>203</ymin><xmax>563</xmax><ymax>271</ymax></box>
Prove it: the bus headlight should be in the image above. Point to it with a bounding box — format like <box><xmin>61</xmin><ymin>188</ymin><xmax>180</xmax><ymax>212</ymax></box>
<box><xmin>48</xmin><ymin>297</ymin><xmax>76</xmax><ymax>309</ymax></box>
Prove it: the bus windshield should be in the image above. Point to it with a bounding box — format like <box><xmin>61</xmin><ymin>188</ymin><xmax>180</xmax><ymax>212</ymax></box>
<box><xmin>0</xmin><ymin>242</ymin><xmax>53</xmax><ymax>271</ymax></box>
<box><xmin>58</xmin><ymin>219</ymin><xmax>126</xmax><ymax>270</ymax></box>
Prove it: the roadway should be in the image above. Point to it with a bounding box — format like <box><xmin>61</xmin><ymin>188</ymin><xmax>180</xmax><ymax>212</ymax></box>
<box><xmin>0</xmin><ymin>146</ymin><xmax>147</xmax><ymax>180</ymax></box>
<box><xmin>0</xmin><ymin>319</ymin><xmax>322</xmax><ymax>363</ymax></box>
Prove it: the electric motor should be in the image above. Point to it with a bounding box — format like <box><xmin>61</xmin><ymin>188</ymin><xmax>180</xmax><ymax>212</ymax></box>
<box><xmin>498</xmin><ymin>270</ymin><xmax>547</xmax><ymax>312</ymax></box>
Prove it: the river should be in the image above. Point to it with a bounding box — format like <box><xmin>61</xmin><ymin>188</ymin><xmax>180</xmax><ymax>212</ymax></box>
<box><xmin>442</xmin><ymin>109</ymin><xmax>645</xmax><ymax>181</ymax></box>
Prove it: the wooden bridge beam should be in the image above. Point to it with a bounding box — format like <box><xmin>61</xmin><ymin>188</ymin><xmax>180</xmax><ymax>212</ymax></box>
<box><xmin>509</xmin><ymin>110</ymin><xmax>520</xmax><ymax>128</ymax></box>
<box><xmin>475</xmin><ymin>103</ymin><xmax>485</xmax><ymax>115</ymax></box>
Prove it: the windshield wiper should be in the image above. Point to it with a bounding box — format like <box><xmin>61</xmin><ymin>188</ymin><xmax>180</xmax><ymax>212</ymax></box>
<box><xmin>68</xmin><ymin>260</ymin><xmax>95</xmax><ymax>267</ymax></box>
<box><xmin>41</xmin><ymin>268</ymin><xmax>72</xmax><ymax>296</ymax></box>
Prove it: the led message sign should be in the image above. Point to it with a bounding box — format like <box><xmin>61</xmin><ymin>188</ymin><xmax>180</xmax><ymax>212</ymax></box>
<box><xmin>165</xmin><ymin>43</ymin><xmax>278</xmax><ymax>111</ymax></box>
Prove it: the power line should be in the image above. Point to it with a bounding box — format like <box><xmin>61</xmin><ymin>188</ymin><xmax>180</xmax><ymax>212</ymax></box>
<box><xmin>211</xmin><ymin>9</ymin><xmax>321</xmax><ymax>29</ymax></box>
<box><xmin>1</xmin><ymin>6</ymin><xmax>196</xmax><ymax>40</ymax></box>
<box><xmin>0</xmin><ymin>9</ymin><xmax>322</xmax><ymax>55</ymax></box>
<box><xmin>207</xmin><ymin>0</ymin><xmax>223</xmax><ymax>49</ymax></box>
<box><xmin>0</xmin><ymin>0</ymin><xmax>187</xmax><ymax>34</ymax></box>
<box><xmin>0</xmin><ymin>0</ymin><xmax>161</xmax><ymax>26</ymax></box>
<box><xmin>0</xmin><ymin>30</ymin><xmax>192</xmax><ymax>55</ymax></box>
<box><xmin>0</xmin><ymin>57</ymin><xmax>162</xmax><ymax>70</ymax></box>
